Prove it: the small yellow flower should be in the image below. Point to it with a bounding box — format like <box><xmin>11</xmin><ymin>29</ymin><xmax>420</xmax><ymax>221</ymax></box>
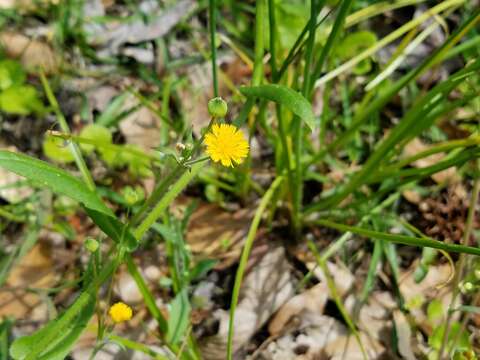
<box><xmin>205</xmin><ymin>123</ymin><xmax>249</xmax><ymax>167</ymax></box>
<box><xmin>108</xmin><ymin>302</ymin><xmax>133</xmax><ymax>323</ymax></box>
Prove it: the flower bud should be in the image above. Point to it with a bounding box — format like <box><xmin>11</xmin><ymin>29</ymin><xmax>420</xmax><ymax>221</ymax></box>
<box><xmin>176</xmin><ymin>142</ymin><xmax>186</xmax><ymax>152</ymax></box>
<box><xmin>84</xmin><ymin>237</ymin><xmax>99</xmax><ymax>252</ymax></box>
<box><xmin>207</xmin><ymin>97</ymin><xmax>228</xmax><ymax>118</ymax></box>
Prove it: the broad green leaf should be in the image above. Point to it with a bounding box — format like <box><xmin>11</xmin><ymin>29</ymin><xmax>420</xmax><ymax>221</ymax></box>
<box><xmin>85</xmin><ymin>208</ymin><xmax>138</xmax><ymax>251</ymax></box>
<box><xmin>239</xmin><ymin>84</ymin><xmax>316</xmax><ymax>130</ymax></box>
<box><xmin>10</xmin><ymin>291</ymin><xmax>96</xmax><ymax>360</ymax></box>
<box><xmin>166</xmin><ymin>289</ymin><xmax>191</xmax><ymax>345</ymax></box>
<box><xmin>429</xmin><ymin>323</ymin><xmax>470</xmax><ymax>352</ymax></box>
<box><xmin>0</xmin><ymin>59</ymin><xmax>26</xmax><ymax>90</ymax></box>
<box><xmin>0</xmin><ymin>85</ymin><xmax>44</xmax><ymax>115</ymax></box>
<box><xmin>336</xmin><ymin>31</ymin><xmax>377</xmax><ymax>75</ymax></box>
<box><xmin>0</xmin><ymin>150</ymin><xmax>112</xmax><ymax>216</ymax></box>
<box><xmin>79</xmin><ymin>124</ymin><xmax>112</xmax><ymax>154</ymax></box>
<box><xmin>43</xmin><ymin>134</ymin><xmax>76</xmax><ymax>164</ymax></box>
<box><xmin>427</xmin><ymin>299</ymin><xmax>444</xmax><ymax>322</ymax></box>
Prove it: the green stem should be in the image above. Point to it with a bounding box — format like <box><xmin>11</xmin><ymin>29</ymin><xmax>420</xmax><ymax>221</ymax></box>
<box><xmin>438</xmin><ymin>172</ymin><xmax>480</xmax><ymax>359</ymax></box>
<box><xmin>108</xmin><ymin>334</ymin><xmax>170</xmax><ymax>360</ymax></box>
<box><xmin>252</xmin><ymin>0</ymin><xmax>266</xmax><ymax>86</ymax></box>
<box><xmin>39</xmin><ymin>71</ymin><xmax>96</xmax><ymax>191</ymax></box>
<box><xmin>209</xmin><ymin>0</ymin><xmax>219</xmax><ymax>97</ymax></box>
<box><xmin>226</xmin><ymin>176</ymin><xmax>283</xmax><ymax>360</ymax></box>
<box><xmin>309</xmin><ymin>0</ymin><xmax>354</xmax><ymax>97</ymax></box>
<box><xmin>125</xmin><ymin>255</ymin><xmax>168</xmax><ymax>333</ymax></box>
<box><xmin>133</xmin><ymin>162</ymin><xmax>205</xmax><ymax>241</ymax></box>
<box><xmin>268</xmin><ymin>0</ymin><xmax>277</xmax><ymax>80</ymax></box>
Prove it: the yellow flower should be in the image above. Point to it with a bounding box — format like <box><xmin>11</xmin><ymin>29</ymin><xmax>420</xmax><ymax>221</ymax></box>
<box><xmin>205</xmin><ymin>123</ymin><xmax>249</xmax><ymax>167</ymax></box>
<box><xmin>109</xmin><ymin>302</ymin><xmax>133</xmax><ymax>323</ymax></box>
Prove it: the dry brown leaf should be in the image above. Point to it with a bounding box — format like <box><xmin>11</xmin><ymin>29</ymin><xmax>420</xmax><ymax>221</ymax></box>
<box><xmin>399</xmin><ymin>262</ymin><xmax>458</xmax><ymax>334</ymax></box>
<box><xmin>200</xmin><ymin>247</ymin><xmax>294</xmax><ymax>359</ymax></box>
<box><xmin>269</xmin><ymin>283</ymin><xmax>329</xmax><ymax>336</ymax></box>
<box><xmin>0</xmin><ymin>0</ymin><xmax>56</xmax><ymax>10</ymax></box>
<box><xmin>0</xmin><ymin>32</ymin><xmax>58</xmax><ymax>74</ymax></box>
<box><xmin>261</xmin><ymin>314</ymin><xmax>346</xmax><ymax>360</ymax></box>
<box><xmin>403</xmin><ymin>138</ymin><xmax>460</xmax><ymax>185</ymax></box>
<box><xmin>324</xmin><ymin>332</ymin><xmax>385</xmax><ymax>360</ymax></box>
<box><xmin>118</xmin><ymin>95</ymin><xmax>162</xmax><ymax>152</ymax></box>
<box><xmin>0</xmin><ymin>243</ymin><xmax>56</xmax><ymax>319</ymax></box>
<box><xmin>393</xmin><ymin>310</ymin><xmax>416</xmax><ymax>360</ymax></box>
<box><xmin>345</xmin><ymin>291</ymin><xmax>396</xmax><ymax>344</ymax></box>
<box><xmin>185</xmin><ymin>201</ymin><xmax>253</xmax><ymax>269</ymax></box>
<box><xmin>306</xmin><ymin>260</ymin><xmax>355</xmax><ymax>297</ymax></box>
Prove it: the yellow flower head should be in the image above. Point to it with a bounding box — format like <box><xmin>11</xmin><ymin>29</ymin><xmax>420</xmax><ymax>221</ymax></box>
<box><xmin>205</xmin><ymin>123</ymin><xmax>249</xmax><ymax>167</ymax></box>
<box><xmin>109</xmin><ymin>302</ymin><xmax>133</xmax><ymax>323</ymax></box>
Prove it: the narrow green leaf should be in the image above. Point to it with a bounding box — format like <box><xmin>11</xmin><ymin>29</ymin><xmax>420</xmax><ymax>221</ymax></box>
<box><xmin>85</xmin><ymin>209</ymin><xmax>138</xmax><ymax>251</ymax></box>
<box><xmin>317</xmin><ymin>219</ymin><xmax>480</xmax><ymax>256</ymax></box>
<box><xmin>239</xmin><ymin>84</ymin><xmax>316</xmax><ymax>130</ymax></box>
<box><xmin>0</xmin><ymin>150</ymin><xmax>112</xmax><ymax>216</ymax></box>
<box><xmin>166</xmin><ymin>289</ymin><xmax>191</xmax><ymax>345</ymax></box>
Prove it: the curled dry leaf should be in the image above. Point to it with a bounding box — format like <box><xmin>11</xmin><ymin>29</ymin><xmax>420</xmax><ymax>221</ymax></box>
<box><xmin>262</xmin><ymin>314</ymin><xmax>346</xmax><ymax>360</ymax></box>
<box><xmin>269</xmin><ymin>282</ymin><xmax>329</xmax><ymax>336</ymax></box>
<box><xmin>0</xmin><ymin>32</ymin><xmax>58</xmax><ymax>74</ymax></box>
<box><xmin>345</xmin><ymin>291</ymin><xmax>396</xmax><ymax>344</ymax></box>
<box><xmin>199</xmin><ymin>247</ymin><xmax>294</xmax><ymax>359</ymax></box>
<box><xmin>307</xmin><ymin>260</ymin><xmax>355</xmax><ymax>297</ymax></box>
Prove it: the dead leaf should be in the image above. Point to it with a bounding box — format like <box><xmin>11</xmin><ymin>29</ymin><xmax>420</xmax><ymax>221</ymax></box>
<box><xmin>0</xmin><ymin>32</ymin><xmax>58</xmax><ymax>74</ymax></box>
<box><xmin>119</xmin><ymin>95</ymin><xmax>162</xmax><ymax>151</ymax></box>
<box><xmin>403</xmin><ymin>138</ymin><xmax>460</xmax><ymax>185</ymax></box>
<box><xmin>269</xmin><ymin>283</ymin><xmax>329</xmax><ymax>336</ymax></box>
<box><xmin>92</xmin><ymin>0</ymin><xmax>195</xmax><ymax>53</ymax></box>
<box><xmin>199</xmin><ymin>247</ymin><xmax>294</xmax><ymax>359</ymax></box>
<box><xmin>324</xmin><ymin>332</ymin><xmax>385</xmax><ymax>360</ymax></box>
<box><xmin>307</xmin><ymin>261</ymin><xmax>355</xmax><ymax>297</ymax></box>
<box><xmin>261</xmin><ymin>314</ymin><xmax>347</xmax><ymax>360</ymax></box>
<box><xmin>0</xmin><ymin>243</ymin><xmax>56</xmax><ymax>318</ymax></box>
<box><xmin>185</xmin><ymin>201</ymin><xmax>253</xmax><ymax>269</ymax></box>
<box><xmin>0</xmin><ymin>0</ymin><xmax>56</xmax><ymax>10</ymax></box>
<box><xmin>399</xmin><ymin>262</ymin><xmax>458</xmax><ymax>335</ymax></box>
<box><xmin>345</xmin><ymin>291</ymin><xmax>396</xmax><ymax>344</ymax></box>
<box><xmin>393</xmin><ymin>310</ymin><xmax>416</xmax><ymax>360</ymax></box>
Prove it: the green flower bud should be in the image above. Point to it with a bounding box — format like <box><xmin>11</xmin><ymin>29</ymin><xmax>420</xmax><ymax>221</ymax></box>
<box><xmin>207</xmin><ymin>97</ymin><xmax>228</xmax><ymax>118</ymax></box>
<box><xmin>85</xmin><ymin>238</ymin><xmax>99</xmax><ymax>252</ymax></box>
